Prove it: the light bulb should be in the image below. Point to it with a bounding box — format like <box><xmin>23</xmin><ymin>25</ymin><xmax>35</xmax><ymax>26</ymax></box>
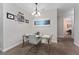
<box><xmin>32</xmin><ymin>11</ymin><xmax>36</xmax><ymax>15</ymax></box>
<box><xmin>34</xmin><ymin>13</ymin><xmax>40</xmax><ymax>17</ymax></box>
<box><xmin>32</xmin><ymin>11</ymin><xmax>41</xmax><ymax>17</ymax></box>
<box><xmin>38</xmin><ymin>12</ymin><xmax>40</xmax><ymax>16</ymax></box>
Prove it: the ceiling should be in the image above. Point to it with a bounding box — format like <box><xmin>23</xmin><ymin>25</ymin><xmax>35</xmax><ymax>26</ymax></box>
<box><xmin>14</xmin><ymin>3</ymin><xmax>78</xmax><ymax>13</ymax></box>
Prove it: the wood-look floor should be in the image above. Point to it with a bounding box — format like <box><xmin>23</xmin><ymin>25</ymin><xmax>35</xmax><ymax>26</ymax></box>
<box><xmin>1</xmin><ymin>38</ymin><xmax>79</xmax><ymax>55</ymax></box>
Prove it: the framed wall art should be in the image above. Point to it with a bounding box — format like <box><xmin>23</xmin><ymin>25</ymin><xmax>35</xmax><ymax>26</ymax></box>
<box><xmin>7</xmin><ymin>12</ymin><xmax>15</xmax><ymax>20</ymax></box>
<box><xmin>25</xmin><ymin>19</ymin><xmax>29</xmax><ymax>23</ymax></box>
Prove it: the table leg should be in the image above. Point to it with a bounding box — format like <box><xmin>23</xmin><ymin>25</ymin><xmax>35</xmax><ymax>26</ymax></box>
<box><xmin>48</xmin><ymin>38</ymin><xmax>50</xmax><ymax>54</ymax></box>
<box><xmin>22</xmin><ymin>36</ymin><xmax>25</xmax><ymax>48</ymax></box>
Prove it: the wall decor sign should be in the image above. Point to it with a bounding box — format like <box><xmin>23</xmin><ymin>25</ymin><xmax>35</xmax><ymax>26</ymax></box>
<box><xmin>7</xmin><ymin>12</ymin><xmax>15</xmax><ymax>20</ymax></box>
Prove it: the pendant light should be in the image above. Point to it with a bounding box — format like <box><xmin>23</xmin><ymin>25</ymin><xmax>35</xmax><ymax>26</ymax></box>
<box><xmin>32</xmin><ymin>3</ymin><xmax>40</xmax><ymax>17</ymax></box>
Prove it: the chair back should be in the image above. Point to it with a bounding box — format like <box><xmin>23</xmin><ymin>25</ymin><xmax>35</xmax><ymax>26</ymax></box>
<box><xmin>29</xmin><ymin>35</ymin><xmax>41</xmax><ymax>45</ymax></box>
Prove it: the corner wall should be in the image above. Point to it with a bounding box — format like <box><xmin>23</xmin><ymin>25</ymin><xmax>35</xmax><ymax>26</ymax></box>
<box><xmin>0</xmin><ymin>3</ymin><xmax>3</xmax><ymax>51</ymax></box>
<box><xmin>57</xmin><ymin>9</ymin><xmax>74</xmax><ymax>39</ymax></box>
<box><xmin>57</xmin><ymin>10</ymin><xmax>64</xmax><ymax>38</ymax></box>
<box><xmin>74</xmin><ymin>6</ymin><xmax>79</xmax><ymax>47</ymax></box>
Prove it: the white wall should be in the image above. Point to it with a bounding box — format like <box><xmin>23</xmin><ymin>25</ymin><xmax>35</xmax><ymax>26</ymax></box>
<box><xmin>3</xmin><ymin>3</ymin><xmax>32</xmax><ymax>52</ymax></box>
<box><xmin>57</xmin><ymin>10</ymin><xmax>64</xmax><ymax>38</ymax></box>
<box><xmin>0</xmin><ymin>3</ymin><xmax>3</xmax><ymax>51</ymax></box>
<box><xmin>74</xmin><ymin>5</ymin><xmax>79</xmax><ymax>47</ymax></box>
<box><xmin>32</xmin><ymin>9</ymin><xmax>57</xmax><ymax>43</ymax></box>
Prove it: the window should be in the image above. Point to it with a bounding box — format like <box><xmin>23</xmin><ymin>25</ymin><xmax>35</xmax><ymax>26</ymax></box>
<box><xmin>34</xmin><ymin>19</ymin><xmax>50</xmax><ymax>26</ymax></box>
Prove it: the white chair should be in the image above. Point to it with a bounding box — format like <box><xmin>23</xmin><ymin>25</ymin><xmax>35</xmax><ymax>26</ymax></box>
<box><xmin>29</xmin><ymin>35</ymin><xmax>41</xmax><ymax>45</ymax></box>
<box><xmin>26</xmin><ymin>35</ymin><xmax>41</xmax><ymax>54</ymax></box>
<box><xmin>41</xmin><ymin>35</ymin><xmax>52</xmax><ymax>44</ymax></box>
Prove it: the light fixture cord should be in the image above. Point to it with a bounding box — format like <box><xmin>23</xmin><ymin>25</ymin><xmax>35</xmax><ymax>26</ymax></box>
<box><xmin>35</xmin><ymin>3</ymin><xmax>38</xmax><ymax>14</ymax></box>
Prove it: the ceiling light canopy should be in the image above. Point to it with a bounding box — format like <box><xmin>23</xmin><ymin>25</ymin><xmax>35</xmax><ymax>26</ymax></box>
<box><xmin>32</xmin><ymin>3</ymin><xmax>40</xmax><ymax>17</ymax></box>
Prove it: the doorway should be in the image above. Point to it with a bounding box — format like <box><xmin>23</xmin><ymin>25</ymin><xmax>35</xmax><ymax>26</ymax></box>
<box><xmin>64</xmin><ymin>18</ymin><xmax>72</xmax><ymax>38</ymax></box>
<box><xmin>63</xmin><ymin>9</ymin><xmax>74</xmax><ymax>39</ymax></box>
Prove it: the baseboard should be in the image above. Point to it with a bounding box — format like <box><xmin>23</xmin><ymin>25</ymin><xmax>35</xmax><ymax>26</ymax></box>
<box><xmin>52</xmin><ymin>41</ymin><xmax>57</xmax><ymax>43</ymax></box>
<box><xmin>51</xmin><ymin>39</ymin><xmax>57</xmax><ymax>43</ymax></box>
<box><xmin>58</xmin><ymin>35</ymin><xmax>64</xmax><ymax>38</ymax></box>
<box><xmin>74</xmin><ymin>41</ymin><xmax>79</xmax><ymax>47</ymax></box>
<box><xmin>0</xmin><ymin>48</ymin><xmax>2</xmax><ymax>51</ymax></box>
<box><xmin>2</xmin><ymin>40</ymin><xmax>22</xmax><ymax>52</ymax></box>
